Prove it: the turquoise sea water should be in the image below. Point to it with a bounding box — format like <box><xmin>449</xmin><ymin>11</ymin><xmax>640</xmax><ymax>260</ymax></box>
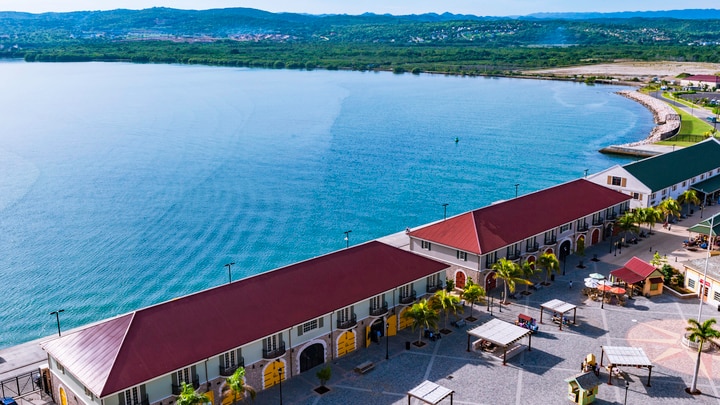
<box><xmin>0</xmin><ymin>61</ymin><xmax>648</xmax><ymax>348</ymax></box>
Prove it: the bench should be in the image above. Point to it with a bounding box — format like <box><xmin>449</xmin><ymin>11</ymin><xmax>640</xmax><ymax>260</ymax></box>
<box><xmin>451</xmin><ymin>319</ymin><xmax>467</xmax><ymax>328</ymax></box>
<box><xmin>354</xmin><ymin>361</ymin><xmax>375</xmax><ymax>374</ymax></box>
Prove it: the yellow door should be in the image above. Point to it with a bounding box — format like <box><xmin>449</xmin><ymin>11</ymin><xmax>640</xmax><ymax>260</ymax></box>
<box><xmin>204</xmin><ymin>390</ymin><xmax>214</xmax><ymax>405</ymax></box>
<box><xmin>398</xmin><ymin>307</ymin><xmax>411</xmax><ymax>330</ymax></box>
<box><xmin>387</xmin><ymin>315</ymin><xmax>397</xmax><ymax>336</ymax></box>
<box><xmin>365</xmin><ymin>325</ymin><xmax>372</xmax><ymax>348</ymax></box>
<box><xmin>59</xmin><ymin>387</ymin><xmax>67</xmax><ymax>405</ymax></box>
<box><xmin>337</xmin><ymin>330</ymin><xmax>356</xmax><ymax>357</ymax></box>
<box><xmin>262</xmin><ymin>361</ymin><xmax>285</xmax><ymax>389</ymax></box>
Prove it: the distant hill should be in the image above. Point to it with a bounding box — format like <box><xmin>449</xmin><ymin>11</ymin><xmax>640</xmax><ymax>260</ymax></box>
<box><xmin>525</xmin><ymin>9</ymin><xmax>720</xmax><ymax>20</ymax></box>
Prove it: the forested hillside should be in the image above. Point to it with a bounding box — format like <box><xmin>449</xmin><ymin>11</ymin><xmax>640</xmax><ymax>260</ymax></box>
<box><xmin>1</xmin><ymin>7</ymin><xmax>718</xmax><ymax>74</ymax></box>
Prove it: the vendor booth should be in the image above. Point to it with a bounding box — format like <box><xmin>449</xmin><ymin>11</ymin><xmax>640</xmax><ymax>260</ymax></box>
<box><xmin>407</xmin><ymin>380</ymin><xmax>454</xmax><ymax>405</ymax></box>
<box><xmin>565</xmin><ymin>372</ymin><xmax>599</xmax><ymax>405</ymax></box>
<box><xmin>467</xmin><ymin>318</ymin><xmax>532</xmax><ymax>365</ymax></box>
<box><xmin>609</xmin><ymin>257</ymin><xmax>664</xmax><ymax>297</ymax></box>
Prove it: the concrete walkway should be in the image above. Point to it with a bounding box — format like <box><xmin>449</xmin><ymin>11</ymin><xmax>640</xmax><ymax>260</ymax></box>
<box><xmin>3</xmin><ymin>205</ymin><xmax>720</xmax><ymax>404</ymax></box>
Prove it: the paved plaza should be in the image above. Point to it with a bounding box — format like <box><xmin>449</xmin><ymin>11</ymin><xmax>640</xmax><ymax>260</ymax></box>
<box><xmin>253</xmin><ymin>207</ymin><xmax>720</xmax><ymax>404</ymax></box>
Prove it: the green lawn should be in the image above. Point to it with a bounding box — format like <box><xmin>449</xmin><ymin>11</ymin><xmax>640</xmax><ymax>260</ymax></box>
<box><xmin>654</xmin><ymin>100</ymin><xmax>717</xmax><ymax>146</ymax></box>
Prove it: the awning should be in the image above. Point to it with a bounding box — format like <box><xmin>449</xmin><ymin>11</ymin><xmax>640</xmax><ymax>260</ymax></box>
<box><xmin>687</xmin><ymin>213</ymin><xmax>720</xmax><ymax>237</ymax></box>
<box><xmin>407</xmin><ymin>380</ymin><xmax>454</xmax><ymax>405</ymax></box>
<box><xmin>648</xmin><ymin>277</ymin><xmax>663</xmax><ymax>284</ymax></box>
<box><xmin>600</xmin><ymin>346</ymin><xmax>653</xmax><ymax>387</ymax></box>
<box><xmin>539</xmin><ymin>299</ymin><xmax>577</xmax><ymax>330</ymax></box>
<box><xmin>691</xmin><ymin>175</ymin><xmax>720</xmax><ymax>197</ymax></box>
<box><xmin>466</xmin><ymin>318</ymin><xmax>533</xmax><ymax>365</ymax></box>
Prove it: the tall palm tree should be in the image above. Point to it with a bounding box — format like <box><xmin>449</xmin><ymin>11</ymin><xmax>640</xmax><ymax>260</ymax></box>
<box><xmin>678</xmin><ymin>189</ymin><xmax>701</xmax><ymax>216</ymax></box>
<box><xmin>685</xmin><ymin>318</ymin><xmax>720</xmax><ymax>394</ymax></box>
<box><xmin>402</xmin><ymin>299</ymin><xmax>439</xmax><ymax>346</ymax></box>
<box><xmin>492</xmin><ymin>258</ymin><xmax>531</xmax><ymax>303</ymax></box>
<box><xmin>430</xmin><ymin>289</ymin><xmax>461</xmax><ymax>333</ymax></box>
<box><xmin>616</xmin><ymin>212</ymin><xmax>639</xmax><ymax>244</ymax></box>
<box><xmin>520</xmin><ymin>261</ymin><xmax>539</xmax><ymax>295</ymax></box>
<box><xmin>176</xmin><ymin>383</ymin><xmax>209</xmax><ymax>405</ymax></box>
<box><xmin>657</xmin><ymin>197</ymin><xmax>681</xmax><ymax>224</ymax></box>
<box><xmin>222</xmin><ymin>367</ymin><xmax>256</xmax><ymax>404</ymax></box>
<box><xmin>537</xmin><ymin>252</ymin><xmax>560</xmax><ymax>285</ymax></box>
<box><xmin>462</xmin><ymin>283</ymin><xmax>485</xmax><ymax>322</ymax></box>
<box><xmin>643</xmin><ymin>207</ymin><xmax>663</xmax><ymax>234</ymax></box>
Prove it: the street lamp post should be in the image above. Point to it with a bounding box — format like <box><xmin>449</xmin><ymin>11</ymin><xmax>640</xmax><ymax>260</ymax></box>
<box><xmin>609</xmin><ymin>224</ymin><xmax>614</xmax><ymax>254</ymax></box>
<box><xmin>442</xmin><ymin>203</ymin><xmax>448</xmax><ymax>220</ymax></box>
<box><xmin>50</xmin><ymin>309</ymin><xmax>65</xmax><ymax>337</ymax></box>
<box><xmin>624</xmin><ymin>381</ymin><xmax>630</xmax><ymax>405</ymax></box>
<box><xmin>385</xmin><ymin>321</ymin><xmax>390</xmax><ymax>360</ymax></box>
<box><xmin>600</xmin><ymin>281</ymin><xmax>606</xmax><ymax>310</ymax></box>
<box><xmin>224</xmin><ymin>262</ymin><xmax>235</xmax><ymax>284</ymax></box>
<box><xmin>344</xmin><ymin>230</ymin><xmax>352</xmax><ymax>249</ymax></box>
<box><xmin>514</xmin><ymin>184</ymin><xmax>519</xmax><ymax>199</ymax></box>
<box><xmin>584</xmin><ymin>169</ymin><xmax>589</xmax><ymax>178</ymax></box>
<box><xmin>276</xmin><ymin>362</ymin><xmax>283</xmax><ymax>405</ymax></box>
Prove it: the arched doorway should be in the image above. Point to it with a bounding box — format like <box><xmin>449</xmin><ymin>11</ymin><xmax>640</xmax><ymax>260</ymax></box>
<box><xmin>591</xmin><ymin>228</ymin><xmax>600</xmax><ymax>245</ymax></box>
<box><xmin>484</xmin><ymin>271</ymin><xmax>497</xmax><ymax>291</ymax></box>
<box><xmin>398</xmin><ymin>307</ymin><xmax>411</xmax><ymax>330</ymax></box>
<box><xmin>526</xmin><ymin>256</ymin><xmax>536</xmax><ymax>269</ymax></box>
<box><xmin>559</xmin><ymin>241</ymin><xmax>571</xmax><ymax>262</ymax></box>
<box><xmin>336</xmin><ymin>330</ymin><xmax>355</xmax><ymax>357</ymax></box>
<box><xmin>263</xmin><ymin>360</ymin><xmax>285</xmax><ymax>389</ymax></box>
<box><xmin>455</xmin><ymin>271</ymin><xmax>466</xmax><ymax>289</ymax></box>
<box><xmin>545</xmin><ymin>248</ymin><xmax>554</xmax><ymax>255</ymax></box>
<box><xmin>299</xmin><ymin>343</ymin><xmax>325</xmax><ymax>373</ymax></box>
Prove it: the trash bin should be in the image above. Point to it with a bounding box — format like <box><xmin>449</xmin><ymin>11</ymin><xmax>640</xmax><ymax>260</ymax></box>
<box><xmin>405</xmin><ymin>341</ymin><xmax>411</xmax><ymax>350</ymax></box>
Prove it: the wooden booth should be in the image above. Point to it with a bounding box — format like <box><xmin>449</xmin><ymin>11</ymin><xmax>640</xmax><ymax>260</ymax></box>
<box><xmin>565</xmin><ymin>372</ymin><xmax>599</xmax><ymax>405</ymax></box>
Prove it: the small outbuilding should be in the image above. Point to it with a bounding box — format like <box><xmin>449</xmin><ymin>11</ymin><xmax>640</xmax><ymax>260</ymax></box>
<box><xmin>609</xmin><ymin>256</ymin><xmax>664</xmax><ymax>297</ymax></box>
<box><xmin>565</xmin><ymin>371</ymin><xmax>599</xmax><ymax>405</ymax></box>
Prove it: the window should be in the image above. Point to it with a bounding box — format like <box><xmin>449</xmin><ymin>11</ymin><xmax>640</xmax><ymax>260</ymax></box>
<box><xmin>485</xmin><ymin>251</ymin><xmax>498</xmax><ymax>267</ymax></box>
<box><xmin>632</xmin><ymin>192</ymin><xmax>642</xmax><ymax>200</ymax></box>
<box><xmin>672</xmin><ymin>185</ymin><xmax>677</xmax><ymax>191</ymax></box>
<box><xmin>560</xmin><ymin>223</ymin><xmax>571</xmax><ymax>233</ymax></box>
<box><xmin>683</xmin><ymin>181</ymin><xmax>687</xmax><ymax>187</ymax></box>
<box><xmin>421</xmin><ymin>240</ymin><xmax>431</xmax><ymax>250</ymax></box>
<box><xmin>427</xmin><ymin>273</ymin><xmax>441</xmax><ymax>287</ymax></box>
<box><xmin>176</xmin><ymin>368</ymin><xmax>191</xmax><ymax>384</ymax></box>
<box><xmin>85</xmin><ymin>387</ymin><xmax>94</xmax><ymax>400</ymax></box>
<box><xmin>688</xmin><ymin>279</ymin><xmax>695</xmax><ymax>289</ymax></box>
<box><xmin>222</xmin><ymin>350</ymin><xmax>239</xmax><ymax>368</ymax></box>
<box><xmin>650</xmin><ymin>193</ymin><xmax>656</xmax><ymax>199</ymax></box>
<box><xmin>456</xmin><ymin>250</ymin><xmax>467</xmax><ymax>261</ymax></box>
<box><xmin>525</xmin><ymin>237</ymin><xmax>538</xmax><ymax>251</ymax></box>
<box><xmin>122</xmin><ymin>387</ymin><xmax>139</xmax><ymax>405</ymax></box>
<box><xmin>661</xmin><ymin>189</ymin><xmax>667</xmax><ymax>196</ymax></box>
<box><xmin>370</xmin><ymin>294</ymin><xmax>384</xmax><ymax>310</ymax></box>
<box><xmin>399</xmin><ymin>283</ymin><xmax>412</xmax><ymax>298</ymax></box>
<box><xmin>714</xmin><ymin>291</ymin><xmax>720</xmax><ymax>302</ymax></box>
<box><xmin>299</xmin><ymin>318</ymin><xmax>323</xmax><ymax>335</ymax></box>
<box><xmin>692</xmin><ymin>177</ymin><xmax>696</xmax><ymax>184</ymax></box>
<box><xmin>700</xmin><ymin>174</ymin><xmax>705</xmax><ymax>180</ymax></box>
<box><xmin>611</xmin><ymin>176</ymin><xmax>622</xmax><ymax>186</ymax></box>
<box><xmin>56</xmin><ymin>361</ymin><xmax>65</xmax><ymax>374</ymax></box>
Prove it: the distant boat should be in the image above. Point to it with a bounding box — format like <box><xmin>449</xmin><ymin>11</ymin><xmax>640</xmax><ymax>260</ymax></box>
<box><xmin>455</xmin><ymin>137</ymin><xmax>459</xmax><ymax>143</ymax></box>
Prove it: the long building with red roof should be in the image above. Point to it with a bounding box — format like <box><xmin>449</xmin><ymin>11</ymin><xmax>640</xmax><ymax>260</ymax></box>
<box><xmin>408</xmin><ymin>179</ymin><xmax>631</xmax><ymax>291</ymax></box>
<box><xmin>41</xmin><ymin>241</ymin><xmax>449</xmax><ymax>405</ymax></box>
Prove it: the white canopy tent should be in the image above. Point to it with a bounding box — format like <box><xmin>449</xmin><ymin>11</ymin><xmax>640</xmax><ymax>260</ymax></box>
<box><xmin>407</xmin><ymin>380</ymin><xmax>454</xmax><ymax>404</ymax></box>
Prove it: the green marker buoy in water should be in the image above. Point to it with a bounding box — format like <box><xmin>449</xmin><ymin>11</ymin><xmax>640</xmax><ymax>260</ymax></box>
<box><xmin>455</xmin><ymin>137</ymin><xmax>459</xmax><ymax>143</ymax></box>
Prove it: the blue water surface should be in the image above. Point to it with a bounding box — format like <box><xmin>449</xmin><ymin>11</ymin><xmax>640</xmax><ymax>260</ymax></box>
<box><xmin>0</xmin><ymin>61</ymin><xmax>647</xmax><ymax>348</ymax></box>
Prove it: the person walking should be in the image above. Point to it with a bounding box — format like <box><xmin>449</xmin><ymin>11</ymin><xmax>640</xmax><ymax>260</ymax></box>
<box><xmin>569</xmin><ymin>280</ymin><xmax>573</xmax><ymax>289</ymax></box>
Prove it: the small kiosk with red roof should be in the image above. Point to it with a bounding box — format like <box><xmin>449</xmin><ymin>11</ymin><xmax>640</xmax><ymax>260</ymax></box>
<box><xmin>610</xmin><ymin>257</ymin><xmax>665</xmax><ymax>297</ymax></box>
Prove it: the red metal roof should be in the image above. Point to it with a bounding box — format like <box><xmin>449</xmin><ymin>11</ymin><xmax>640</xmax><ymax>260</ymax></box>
<box><xmin>610</xmin><ymin>257</ymin><xmax>659</xmax><ymax>284</ymax></box>
<box><xmin>408</xmin><ymin>179</ymin><xmax>630</xmax><ymax>254</ymax></box>
<box><xmin>42</xmin><ymin>241</ymin><xmax>448</xmax><ymax>397</ymax></box>
<box><xmin>685</xmin><ymin>75</ymin><xmax>720</xmax><ymax>83</ymax></box>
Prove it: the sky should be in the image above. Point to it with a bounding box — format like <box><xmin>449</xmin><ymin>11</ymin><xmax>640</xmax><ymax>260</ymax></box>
<box><xmin>0</xmin><ymin>0</ymin><xmax>718</xmax><ymax>16</ymax></box>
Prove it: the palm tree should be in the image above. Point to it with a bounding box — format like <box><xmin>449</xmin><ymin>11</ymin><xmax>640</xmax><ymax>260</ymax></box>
<box><xmin>176</xmin><ymin>383</ymin><xmax>209</xmax><ymax>405</ymax></box>
<box><xmin>430</xmin><ymin>289</ymin><xmax>461</xmax><ymax>333</ymax></box>
<box><xmin>643</xmin><ymin>207</ymin><xmax>663</xmax><ymax>234</ymax></box>
<box><xmin>616</xmin><ymin>212</ymin><xmax>639</xmax><ymax>244</ymax></box>
<box><xmin>519</xmin><ymin>261</ymin><xmax>539</xmax><ymax>295</ymax></box>
<box><xmin>657</xmin><ymin>197</ymin><xmax>681</xmax><ymax>225</ymax></box>
<box><xmin>678</xmin><ymin>189</ymin><xmax>701</xmax><ymax>216</ymax></box>
<box><xmin>402</xmin><ymin>299</ymin><xmax>439</xmax><ymax>346</ymax></box>
<box><xmin>462</xmin><ymin>283</ymin><xmax>485</xmax><ymax>322</ymax></box>
<box><xmin>537</xmin><ymin>252</ymin><xmax>560</xmax><ymax>285</ymax></box>
<box><xmin>685</xmin><ymin>318</ymin><xmax>720</xmax><ymax>394</ymax></box>
<box><xmin>222</xmin><ymin>367</ymin><xmax>256</xmax><ymax>404</ymax></box>
<box><xmin>492</xmin><ymin>258</ymin><xmax>531</xmax><ymax>303</ymax></box>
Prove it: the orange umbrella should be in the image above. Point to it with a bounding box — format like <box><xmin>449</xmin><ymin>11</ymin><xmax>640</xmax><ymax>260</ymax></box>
<box><xmin>597</xmin><ymin>283</ymin><xmax>613</xmax><ymax>292</ymax></box>
<box><xmin>610</xmin><ymin>286</ymin><xmax>626</xmax><ymax>295</ymax></box>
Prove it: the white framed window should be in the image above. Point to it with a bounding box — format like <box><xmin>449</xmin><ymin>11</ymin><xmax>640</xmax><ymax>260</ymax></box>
<box><xmin>611</xmin><ymin>176</ymin><xmax>622</xmax><ymax>186</ymax></box>
<box><xmin>421</xmin><ymin>240</ymin><xmax>431</xmax><ymax>250</ymax></box>
<box><xmin>688</xmin><ymin>279</ymin><xmax>695</xmax><ymax>289</ymax></box>
<box><xmin>399</xmin><ymin>283</ymin><xmax>412</xmax><ymax>298</ymax></box>
<box><xmin>560</xmin><ymin>223</ymin><xmax>572</xmax><ymax>233</ymax></box>
<box><xmin>457</xmin><ymin>250</ymin><xmax>467</xmax><ymax>261</ymax></box>
<box><xmin>714</xmin><ymin>290</ymin><xmax>720</xmax><ymax>301</ymax></box>
<box><xmin>122</xmin><ymin>387</ymin><xmax>139</xmax><ymax>405</ymax></box>
<box><xmin>672</xmin><ymin>185</ymin><xmax>677</xmax><ymax>191</ymax></box>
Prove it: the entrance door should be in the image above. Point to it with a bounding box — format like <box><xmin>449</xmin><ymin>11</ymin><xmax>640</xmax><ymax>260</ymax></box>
<box><xmin>337</xmin><ymin>330</ymin><xmax>355</xmax><ymax>357</ymax></box>
<box><xmin>398</xmin><ymin>307</ymin><xmax>411</xmax><ymax>330</ymax></box>
<box><xmin>485</xmin><ymin>271</ymin><xmax>497</xmax><ymax>291</ymax></box>
<box><xmin>560</xmin><ymin>241</ymin><xmax>571</xmax><ymax>261</ymax></box>
<box><xmin>299</xmin><ymin>343</ymin><xmax>325</xmax><ymax>372</ymax></box>
<box><xmin>263</xmin><ymin>360</ymin><xmax>285</xmax><ymax>389</ymax></box>
<box><xmin>591</xmin><ymin>229</ymin><xmax>600</xmax><ymax>245</ymax></box>
<box><xmin>455</xmin><ymin>271</ymin><xmax>466</xmax><ymax>289</ymax></box>
<box><xmin>59</xmin><ymin>388</ymin><xmax>67</xmax><ymax>405</ymax></box>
